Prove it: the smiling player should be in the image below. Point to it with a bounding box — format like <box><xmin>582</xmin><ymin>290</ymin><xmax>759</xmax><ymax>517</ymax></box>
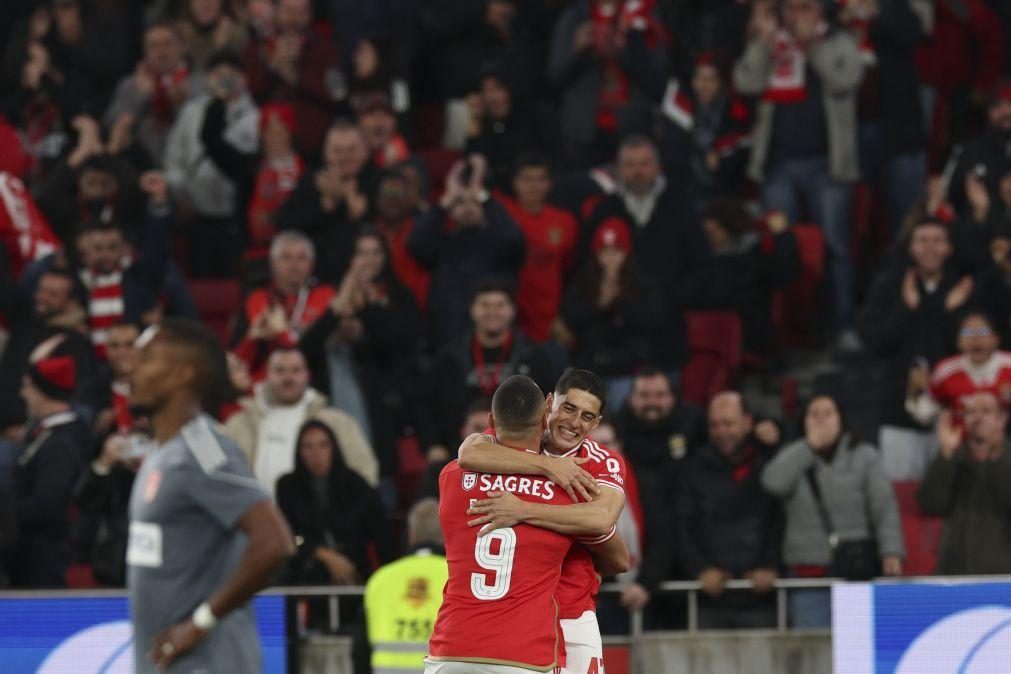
<box><xmin>460</xmin><ymin>369</ymin><xmax>629</xmax><ymax>674</ymax></box>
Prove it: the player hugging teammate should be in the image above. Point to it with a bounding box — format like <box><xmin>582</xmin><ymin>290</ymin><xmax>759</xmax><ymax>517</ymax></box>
<box><xmin>426</xmin><ymin>369</ymin><xmax>628</xmax><ymax>674</ymax></box>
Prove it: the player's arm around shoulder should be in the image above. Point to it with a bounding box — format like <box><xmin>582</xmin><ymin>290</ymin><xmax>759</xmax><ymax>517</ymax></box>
<box><xmin>585</xmin><ymin>530</ymin><xmax>631</xmax><ymax>577</ymax></box>
<box><xmin>457</xmin><ymin>433</ymin><xmax>600</xmax><ymax>502</ymax></box>
<box><xmin>467</xmin><ymin>477</ymin><xmax>624</xmax><ymax>538</ymax></box>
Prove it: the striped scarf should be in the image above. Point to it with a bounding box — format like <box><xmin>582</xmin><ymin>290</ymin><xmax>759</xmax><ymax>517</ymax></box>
<box><xmin>80</xmin><ymin>266</ymin><xmax>126</xmax><ymax>358</ymax></box>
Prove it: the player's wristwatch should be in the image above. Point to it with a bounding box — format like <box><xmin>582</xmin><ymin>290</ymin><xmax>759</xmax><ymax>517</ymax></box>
<box><xmin>192</xmin><ymin>602</ymin><xmax>218</xmax><ymax>633</ymax></box>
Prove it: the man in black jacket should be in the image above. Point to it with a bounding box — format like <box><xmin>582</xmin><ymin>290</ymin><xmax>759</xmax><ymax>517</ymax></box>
<box><xmin>408</xmin><ymin>156</ymin><xmax>526</xmax><ymax>345</ymax></box>
<box><xmin>946</xmin><ymin>81</ymin><xmax>1011</xmax><ymax>215</ymax></box>
<box><xmin>275</xmin><ymin>121</ymin><xmax>380</xmax><ymax>285</ymax></box>
<box><xmin>0</xmin><ymin>267</ymin><xmax>97</xmax><ymax>433</ymax></box>
<box><xmin>420</xmin><ymin>279</ymin><xmax>556</xmax><ymax>461</ymax></box>
<box><xmin>612</xmin><ymin>369</ymin><xmax>706</xmax><ymax>623</ymax></box>
<box><xmin>859</xmin><ymin>220</ymin><xmax>973</xmax><ymax>454</ymax></box>
<box><xmin>676</xmin><ymin>391</ymin><xmax>782</xmax><ymax>629</ymax></box>
<box><xmin>584</xmin><ymin>136</ymin><xmax>704</xmax><ymax>370</ymax></box>
<box><xmin>7</xmin><ymin>335</ymin><xmax>91</xmax><ymax>587</ymax></box>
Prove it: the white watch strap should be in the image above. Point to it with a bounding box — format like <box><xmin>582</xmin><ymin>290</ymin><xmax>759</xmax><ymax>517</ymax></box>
<box><xmin>192</xmin><ymin>602</ymin><xmax>218</xmax><ymax>631</ymax></box>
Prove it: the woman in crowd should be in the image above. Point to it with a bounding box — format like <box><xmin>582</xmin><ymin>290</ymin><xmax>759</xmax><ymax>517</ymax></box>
<box><xmin>276</xmin><ymin>420</ymin><xmax>394</xmax><ymax>590</ymax></box>
<box><xmin>761</xmin><ymin>394</ymin><xmax>905</xmax><ymax>628</ymax></box>
<box><xmin>299</xmin><ymin>228</ymin><xmax>421</xmax><ymax>508</ymax></box>
<box><xmin>348</xmin><ymin>34</ymin><xmax>411</xmax><ymax>125</ymax></box>
<box><xmin>559</xmin><ymin>216</ymin><xmax>659</xmax><ymax>414</ymax></box>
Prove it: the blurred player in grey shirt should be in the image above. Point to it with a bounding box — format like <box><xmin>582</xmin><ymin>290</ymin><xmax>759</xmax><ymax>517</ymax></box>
<box><xmin>127</xmin><ymin>319</ymin><xmax>294</xmax><ymax>673</ymax></box>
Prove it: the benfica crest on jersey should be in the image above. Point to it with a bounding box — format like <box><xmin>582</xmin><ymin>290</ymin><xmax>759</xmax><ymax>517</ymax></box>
<box><xmin>462</xmin><ymin>473</ymin><xmax>477</xmax><ymax>491</ymax></box>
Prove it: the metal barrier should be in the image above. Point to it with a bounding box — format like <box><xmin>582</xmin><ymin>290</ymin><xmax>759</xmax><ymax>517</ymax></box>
<box><xmin>3</xmin><ymin>575</ymin><xmax>1009</xmax><ymax>674</ymax></box>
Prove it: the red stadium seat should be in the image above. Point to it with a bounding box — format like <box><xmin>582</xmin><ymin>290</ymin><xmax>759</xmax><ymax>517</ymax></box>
<box><xmin>771</xmin><ymin>223</ymin><xmax>825</xmax><ymax>348</ymax></box>
<box><xmin>420</xmin><ymin>148</ymin><xmax>462</xmax><ymax>202</ymax></box>
<box><xmin>65</xmin><ymin>563</ymin><xmax>99</xmax><ymax>589</ymax></box>
<box><xmin>892</xmin><ymin>480</ymin><xmax>943</xmax><ymax>576</ymax></box>
<box><xmin>680</xmin><ymin>312</ymin><xmax>743</xmax><ymax>407</ymax></box>
<box><xmin>187</xmin><ymin>279</ymin><xmax>241</xmax><ymax>344</ymax></box>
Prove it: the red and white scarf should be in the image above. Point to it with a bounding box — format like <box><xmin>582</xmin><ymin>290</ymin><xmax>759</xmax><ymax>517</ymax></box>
<box><xmin>838</xmin><ymin>0</ymin><xmax>877</xmax><ymax>66</ymax></box>
<box><xmin>80</xmin><ymin>263</ymin><xmax>127</xmax><ymax>358</ymax></box>
<box><xmin>150</xmin><ymin>63</ymin><xmax>189</xmax><ymax>129</ymax></box>
<box><xmin>763</xmin><ymin>23</ymin><xmax>828</xmax><ymax>104</ymax></box>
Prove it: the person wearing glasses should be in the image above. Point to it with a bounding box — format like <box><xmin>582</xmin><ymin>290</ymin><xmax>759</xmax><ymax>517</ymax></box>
<box><xmin>906</xmin><ymin>311</ymin><xmax>1011</xmax><ymax>427</ymax></box>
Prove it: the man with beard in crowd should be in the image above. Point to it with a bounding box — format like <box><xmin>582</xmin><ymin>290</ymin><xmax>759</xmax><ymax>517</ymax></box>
<box><xmin>612</xmin><ymin>369</ymin><xmax>705</xmax><ymax>617</ymax></box>
<box><xmin>0</xmin><ymin>267</ymin><xmax>95</xmax><ymax>434</ymax></box>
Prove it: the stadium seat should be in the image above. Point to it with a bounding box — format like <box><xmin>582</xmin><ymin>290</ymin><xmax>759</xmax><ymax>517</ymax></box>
<box><xmin>187</xmin><ymin>279</ymin><xmax>241</xmax><ymax>344</ymax></box>
<box><xmin>65</xmin><ymin>563</ymin><xmax>99</xmax><ymax>589</ymax></box>
<box><xmin>771</xmin><ymin>223</ymin><xmax>825</xmax><ymax>348</ymax></box>
<box><xmin>680</xmin><ymin>311</ymin><xmax>742</xmax><ymax>407</ymax></box>
<box><xmin>892</xmin><ymin>480</ymin><xmax>943</xmax><ymax>576</ymax></box>
<box><xmin>420</xmin><ymin>148</ymin><xmax>462</xmax><ymax>202</ymax></box>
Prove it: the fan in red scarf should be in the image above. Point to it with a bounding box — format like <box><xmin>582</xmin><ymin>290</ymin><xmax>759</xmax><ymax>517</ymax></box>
<box><xmin>357</xmin><ymin>93</ymin><xmax>410</xmax><ymax>168</ymax></box>
<box><xmin>837</xmin><ymin>0</ymin><xmax>879</xmax><ymax>66</ymax></box>
<box><xmin>246</xmin><ymin>103</ymin><xmax>305</xmax><ymax>262</ymax></box>
<box><xmin>758</xmin><ymin>2</ymin><xmax>829</xmax><ymax>104</ymax></box>
<box><xmin>660</xmin><ymin>52</ymin><xmax>751</xmax><ymax>176</ymax></box>
<box><xmin>233</xmin><ymin>231</ymin><xmax>336</xmax><ymax>382</ymax></box>
<box><xmin>588</xmin><ymin>0</ymin><xmax>668</xmax><ymax>134</ymax></box>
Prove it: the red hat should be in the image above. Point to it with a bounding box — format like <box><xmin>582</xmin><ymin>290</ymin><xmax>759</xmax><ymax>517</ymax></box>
<box><xmin>29</xmin><ymin>355</ymin><xmax>77</xmax><ymax>400</ymax></box>
<box><xmin>259</xmin><ymin>103</ymin><xmax>296</xmax><ymax>134</ymax></box>
<box><xmin>592</xmin><ymin>217</ymin><xmax>632</xmax><ymax>254</ymax></box>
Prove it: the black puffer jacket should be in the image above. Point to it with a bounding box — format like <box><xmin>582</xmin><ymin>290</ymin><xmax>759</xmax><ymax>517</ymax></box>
<box><xmin>676</xmin><ymin>442</ymin><xmax>783</xmax><ymax>578</ymax></box>
<box><xmin>276</xmin><ymin>421</ymin><xmax>395</xmax><ymax>584</ymax></box>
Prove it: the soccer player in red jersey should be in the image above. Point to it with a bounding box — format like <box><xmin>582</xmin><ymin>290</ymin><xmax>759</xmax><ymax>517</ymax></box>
<box><xmin>426</xmin><ymin>375</ymin><xmax>579</xmax><ymax>673</ymax></box>
<box><xmin>460</xmin><ymin>369</ymin><xmax>629</xmax><ymax>674</ymax></box>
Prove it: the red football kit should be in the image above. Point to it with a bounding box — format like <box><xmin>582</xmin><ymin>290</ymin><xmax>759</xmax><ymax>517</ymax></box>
<box><xmin>550</xmin><ymin>437</ymin><xmax>627</xmax><ymax>620</ymax></box>
<box><xmin>929</xmin><ymin>352</ymin><xmax>1011</xmax><ymax>421</ymax></box>
<box><xmin>429</xmin><ymin>458</ymin><xmax>575</xmax><ymax>672</ymax></box>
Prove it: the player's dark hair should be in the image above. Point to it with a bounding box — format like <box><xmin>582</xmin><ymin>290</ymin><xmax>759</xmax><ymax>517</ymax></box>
<box><xmin>554</xmin><ymin>368</ymin><xmax>607</xmax><ymax>416</ymax></box>
<box><xmin>156</xmin><ymin>318</ymin><xmax>230</xmax><ymax>413</ymax></box>
<box><xmin>492</xmin><ymin>375</ymin><xmax>545</xmax><ymax>438</ymax></box>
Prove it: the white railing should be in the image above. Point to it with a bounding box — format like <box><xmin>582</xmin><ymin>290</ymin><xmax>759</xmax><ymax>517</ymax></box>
<box><xmin>3</xmin><ymin>574</ymin><xmax>1008</xmax><ymax>674</ymax></box>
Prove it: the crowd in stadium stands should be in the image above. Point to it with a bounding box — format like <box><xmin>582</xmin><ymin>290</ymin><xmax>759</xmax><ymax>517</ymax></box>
<box><xmin>1</xmin><ymin>0</ymin><xmax>1011</xmax><ymax>649</ymax></box>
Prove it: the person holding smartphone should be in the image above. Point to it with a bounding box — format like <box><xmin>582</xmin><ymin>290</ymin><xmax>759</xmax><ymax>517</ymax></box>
<box><xmin>163</xmin><ymin>51</ymin><xmax>260</xmax><ymax>278</ymax></box>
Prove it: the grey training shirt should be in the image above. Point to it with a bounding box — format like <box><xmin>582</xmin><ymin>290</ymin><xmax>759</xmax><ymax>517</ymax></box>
<box><xmin>128</xmin><ymin>414</ymin><xmax>271</xmax><ymax>674</ymax></box>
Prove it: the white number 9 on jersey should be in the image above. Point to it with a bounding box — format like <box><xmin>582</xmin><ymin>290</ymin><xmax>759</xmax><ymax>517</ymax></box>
<box><xmin>470</xmin><ymin>528</ymin><xmax>517</xmax><ymax>600</ymax></box>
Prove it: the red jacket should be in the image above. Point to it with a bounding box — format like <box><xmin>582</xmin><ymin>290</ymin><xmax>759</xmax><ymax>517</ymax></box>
<box><xmin>234</xmin><ymin>283</ymin><xmax>336</xmax><ymax>381</ymax></box>
<box><xmin>499</xmin><ymin>195</ymin><xmax>578</xmax><ymax>342</ymax></box>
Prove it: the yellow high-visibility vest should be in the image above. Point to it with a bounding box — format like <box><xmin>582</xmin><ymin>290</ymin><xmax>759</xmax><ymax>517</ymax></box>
<box><xmin>365</xmin><ymin>548</ymin><xmax>448</xmax><ymax>674</ymax></box>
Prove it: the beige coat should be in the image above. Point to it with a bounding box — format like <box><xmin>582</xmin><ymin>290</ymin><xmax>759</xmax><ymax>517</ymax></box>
<box><xmin>733</xmin><ymin>30</ymin><xmax>864</xmax><ymax>183</ymax></box>
<box><xmin>224</xmin><ymin>389</ymin><xmax>380</xmax><ymax>487</ymax></box>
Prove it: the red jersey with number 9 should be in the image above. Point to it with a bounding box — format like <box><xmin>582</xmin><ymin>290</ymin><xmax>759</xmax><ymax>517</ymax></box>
<box><xmin>552</xmin><ymin>438</ymin><xmax>627</xmax><ymax>620</ymax></box>
<box><xmin>428</xmin><ymin>458</ymin><xmax>575</xmax><ymax>672</ymax></box>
